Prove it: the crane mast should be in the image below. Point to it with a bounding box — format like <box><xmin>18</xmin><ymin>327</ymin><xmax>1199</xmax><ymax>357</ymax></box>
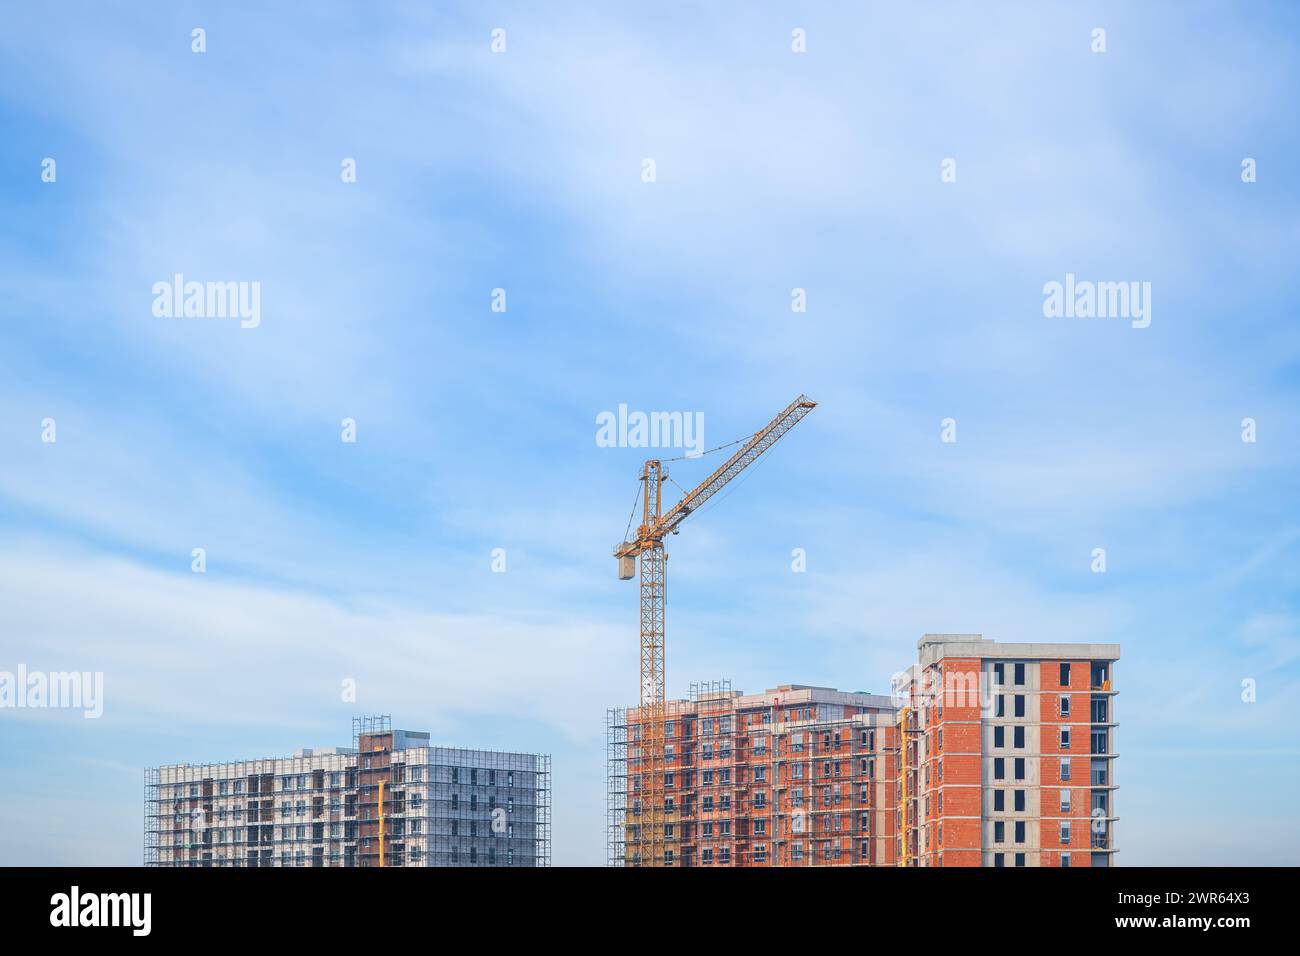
<box><xmin>613</xmin><ymin>394</ymin><xmax>817</xmax><ymax>866</ymax></box>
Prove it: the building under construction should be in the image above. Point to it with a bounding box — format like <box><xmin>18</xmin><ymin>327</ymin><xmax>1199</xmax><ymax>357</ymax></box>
<box><xmin>609</xmin><ymin>635</ymin><xmax>1120</xmax><ymax>867</ymax></box>
<box><xmin>608</xmin><ymin>681</ymin><xmax>901</xmax><ymax>867</ymax></box>
<box><xmin>893</xmin><ymin>635</ymin><xmax>1120</xmax><ymax>868</ymax></box>
<box><xmin>145</xmin><ymin>716</ymin><xmax>551</xmax><ymax>867</ymax></box>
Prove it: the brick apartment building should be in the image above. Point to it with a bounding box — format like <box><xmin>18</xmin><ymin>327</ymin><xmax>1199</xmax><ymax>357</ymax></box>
<box><xmin>608</xmin><ymin>682</ymin><xmax>901</xmax><ymax>867</ymax></box>
<box><xmin>609</xmin><ymin>634</ymin><xmax>1119</xmax><ymax>867</ymax></box>
<box><xmin>895</xmin><ymin>634</ymin><xmax>1119</xmax><ymax>868</ymax></box>
<box><xmin>145</xmin><ymin>717</ymin><xmax>551</xmax><ymax>867</ymax></box>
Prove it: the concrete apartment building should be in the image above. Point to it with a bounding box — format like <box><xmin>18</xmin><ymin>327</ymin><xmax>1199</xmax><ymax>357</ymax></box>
<box><xmin>145</xmin><ymin>717</ymin><xmax>551</xmax><ymax>867</ymax></box>
<box><xmin>609</xmin><ymin>635</ymin><xmax>1119</xmax><ymax>867</ymax></box>
<box><xmin>608</xmin><ymin>681</ymin><xmax>901</xmax><ymax>867</ymax></box>
<box><xmin>894</xmin><ymin>634</ymin><xmax>1120</xmax><ymax>868</ymax></box>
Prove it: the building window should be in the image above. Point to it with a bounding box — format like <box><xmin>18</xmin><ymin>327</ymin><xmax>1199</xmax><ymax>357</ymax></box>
<box><xmin>1014</xmin><ymin>663</ymin><xmax>1025</xmax><ymax>685</ymax></box>
<box><xmin>993</xmin><ymin>853</ymin><xmax>1004</xmax><ymax>867</ymax></box>
<box><xmin>993</xmin><ymin>662</ymin><xmax>1004</xmax><ymax>685</ymax></box>
<box><xmin>1061</xmin><ymin>822</ymin><xmax>1071</xmax><ymax>845</ymax></box>
<box><xmin>1060</xmin><ymin>663</ymin><xmax>1071</xmax><ymax>686</ymax></box>
<box><xmin>994</xmin><ymin>758</ymin><xmax>1005</xmax><ymax>780</ymax></box>
<box><xmin>1014</xmin><ymin>789</ymin><xmax>1025</xmax><ymax>812</ymax></box>
<box><xmin>1059</xmin><ymin>695</ymin><xmax>1070</xmax><ymax>717</ymax></box>
<box><xmin>1014</xmin><ymin>758</ymin><xmax>1025</xmax><ymax>781</ymax></box>
<box><xmin>1092</xmin><ymin>697</ymin><xmax>1109</xmax><ymax>723</ymax></box>
<box><xmin>1061</xmin><ymin>853</ymin><xmax>1071</xmax><ymax>868</ymax></box>
<box><xmin>1014</xmin><ymin>695</ymin><xmax>1025</xmax><ymax>718</ymax></box>
<box><xmin>1061</xmin><ymin>789</ymin><xmax>1071</xmax><ymax>813</ymax></box>
<box><xmin>1015</xmin><ymin>821</ymin><xmax>1025</xmax><ymax>843</ymax></box>
<box><xmin>1015</xmin><ymin>853</ymin><xmax>1025</xmax><ymax>867</ymax></box>
<box><xmin>994</xmin><ymin>821</ymin><xmax>1004</xmax><ymax>844</ymax></box>
<box><xmin>994</xmin><ymin>726</ymin><xmax>1004</xmax><ymax>748</ymax></box>
<box><xmin>1060</xmin><ymin>757</ymin><xmax>1072</xmax><ymax>781</ymax></box>
<box><xmin>994</xmin><ymin>790</ymin><xmax>1005</xmax><ymax>812</ymax></box>
<box><xmin>1014</xmin><ymin>726</ymin><xmax>1025</xmax><ymax>749</ymax></box>
<box><xmin>996</xmin><ymin>696</ymin><xmax>1006</xmax><ymax>718</ymax></box>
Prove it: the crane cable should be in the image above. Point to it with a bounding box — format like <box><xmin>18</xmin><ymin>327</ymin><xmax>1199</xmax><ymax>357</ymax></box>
<box><xmin>663</xmin><ymin>430</ymin><xmax>758</xmax><ymax>463</ymax></box>
<box><xmin>623</xmin><ymin>425</ymin><xmax>773</xmax><ymax>542</ymax></box>
<box><xmin>684</xmin><ymin>421</ymin><xmax>797</xmax><ymax>523</ymax></box>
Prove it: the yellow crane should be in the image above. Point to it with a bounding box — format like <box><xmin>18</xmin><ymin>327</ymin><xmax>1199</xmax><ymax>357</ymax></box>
<box><xmin>613</xmin><ymin>394</ymin><xmax>817</xmax><ymax>866</ymax></box>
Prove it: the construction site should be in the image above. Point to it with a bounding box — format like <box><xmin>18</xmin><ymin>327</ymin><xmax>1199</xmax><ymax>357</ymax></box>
<box><xmin>141</xmin><ymin>394</ymin><xmax>1119</xmax><ymax>869</ymax></box>
<box><xmin>604</xmin><ymin>396</ymin><xmax>1121</xmax><ymax>867</ymax></box>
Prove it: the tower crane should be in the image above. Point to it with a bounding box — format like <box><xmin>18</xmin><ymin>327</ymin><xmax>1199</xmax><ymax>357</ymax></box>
<box><xmin>613</xmin><ymin>394</ymin><xmax>817</xmax><ymax>866</ymax></box>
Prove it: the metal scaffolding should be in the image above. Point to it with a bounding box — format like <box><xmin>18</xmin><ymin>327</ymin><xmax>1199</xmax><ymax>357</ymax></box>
<box><xmin>607</xmin><ymin>682</ymin><xmax>900</xmax><ymax>866</ymax></box>
<box><xmin>143</xmin><ymin>718</ymin><xmax>550</xmax><ymax>867</ymax></box>
<box><xmin>144</xmin><ymin>766</ymin><xmax>160</xmax><ymax>867</ymax></box>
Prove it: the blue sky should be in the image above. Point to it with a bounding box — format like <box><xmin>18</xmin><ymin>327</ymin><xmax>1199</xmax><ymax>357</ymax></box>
<box><xmin>1</xmin><ymin>1</ymin><xmax>1298</xmax><ymax>866</ymax></box>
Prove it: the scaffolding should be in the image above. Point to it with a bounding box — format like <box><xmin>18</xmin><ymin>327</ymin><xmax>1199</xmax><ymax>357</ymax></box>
<box><xmin>144</xmin><ymin>717</ymin><xmax>550</xmax><ymax>867</ymax></box>
<box><xmin>352</xmin><ymin>714</ymin><xmax>391</xmax><ymax>752</ymax></box>
<box><xmin>535</xmin><ymin>753</ymin><xmax>553</xmax><ymax>867</ymax></box>
<box><xmin>413</xmin><ymin>747</ymin><xmax>551</xmax><ymax>867</ymax></box>
<box><xmin>144</xmin><ymin>766</ymin><xmax>160</xmax><ymax>866</ymax></box>
<box><xmin>606</xmin><ymin>706</ymin><xmax>627</xmax><ymax>867</ymax></box>
<box><xmin>608</xmin><ymin>681</ymin><xmax>899</xmax><ymax>866</ymax></box>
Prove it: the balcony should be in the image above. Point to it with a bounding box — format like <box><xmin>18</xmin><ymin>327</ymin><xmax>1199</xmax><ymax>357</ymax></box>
<box><xmin>1089</xmin><ymin>663</ymin><xmax>1116</xmax><ymax>693</ymax></box>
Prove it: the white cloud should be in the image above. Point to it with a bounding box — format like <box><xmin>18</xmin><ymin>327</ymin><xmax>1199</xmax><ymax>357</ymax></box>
<box><xmin>0</xmin><ymin>543</ymin><xmax>624</xmax><ymax>740</ymax></box>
